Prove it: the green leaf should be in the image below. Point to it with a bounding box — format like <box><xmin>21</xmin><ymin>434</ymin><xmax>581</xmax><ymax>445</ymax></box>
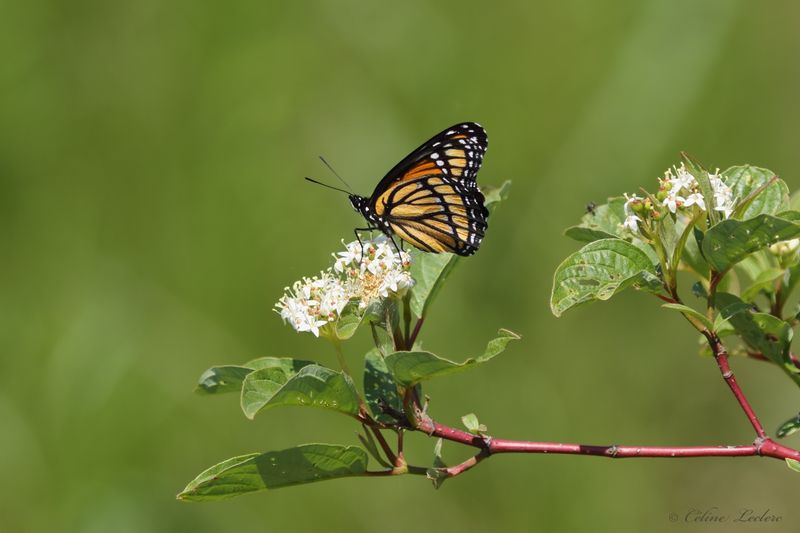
<box><xmin>670</xmin><ymin>213</ymin><xmax>702</xmax><ymax>281</ymax></box>
<box><xmin>364</xmin><ymin>348</ymin><xmax>403</xmax><ymax>423</ymax></box>
<box><xmin>681</xmin><ymin>227</ymin><xmax>710</xmax><ymax>278</ymax></box>
<box><xmin>661</xmin><ymin>303</ymin><xmax>713</xmax><ymax>331</ymax></box>
<box><xmin>334</xmin><ymin>302</ymin><xmax>364</xmax><ymax>340</ymax></box>
<box><xmin>735</xmin><ymin>253</ymin><xmax>772</xmax><ymax>282</ymax></box>
<box><xmin>777</xmin><ymin>413</ymin><xmax>800</xmax><ymax>439</ymax></box>
<box><xmin>551</xmin><ymin>238</ymin><xmax>662</xmax><ymax>317</ymax></box>
<box><xmin>740</xmin><ymin>268</ymin><xmax>785</xmax><ymax>302</ymax></box>
<box><xmin>409</xmin><ymin>252</ymin><xmax>460</xmax><ymax>319</ymax></box>
<box><xmin>427</xmin><ymin>438</ymin><xmax>448</xmax><ymax>489</ymax></box>
<box><xmin>195</xmin><ymin>357</ymin><xmax>315</xmax><ymax>395</ymax></box>
<box><xmin>482</xmin><ymin>180</ymin><xmax>512</xmax><ymax>207</ymax></box>
<box><xmin>713</xmin><ymin>300</ymin><xmax>752</xmax><ymax>332</ymax></box>
<box><xmin>777</xmin><ymin>210</ymin><xmax>800</xmax><ymax>222</ymax></box>
<box><xmin>786</xmin><ymin>458</ymin><xmax>800</xmax><ymax>473</ymax></box>
<box><xmin>384</xmin><ymin>329</ymin><xmax>520</xmax><ymax>386</ymax></box>
<box><xmin>196</xmin><ymin>366</ymin><xmax>254</xmax><ymax>395</ymax></box>
<box><xmin>177</xmin><ymin>444</ymin><xmax>368</xmax><ymax>501</ymax></box>
<box><xmin>461</xmin><ymin>413</ymin><xmax>487</xmax><ymax>434</ymax></box>
<box><xmin>723</xmin><ymin>166</ymin><xmax>788</xmax><ymax>220</ymax></box>
<box><xmin>784</xmin><ymin>263</ymin><xmax>800</xmax><ymax>305</ymax></box>
<box><xmin>564</xmin><ymin>197</ymin><xmax>625</xmax><ymax>243</ymax></box>
<box><xmin>715</xmin><ymin>293</ymin><xmax>797</xmax><ymax>383</ymax></box>
<box><xmin>701</xmin><ymin>214</ymin><xmax>800</xmax><ymax>273</ymax></box>
<box><xmin>408</xmin><ymin>181</ymin><xmax>510</xmax><ymax>319</ymax></box>
<box><xmin>241</xmin><ymin>364</ymin><xmax>361</xmax><ymax>419</ymax></box>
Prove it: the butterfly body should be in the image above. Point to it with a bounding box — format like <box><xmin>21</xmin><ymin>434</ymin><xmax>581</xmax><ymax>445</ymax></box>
<box><xmin>352</xmin><ymin>122</ymin><xmax>490</xmax><ymax>256</ymax></box>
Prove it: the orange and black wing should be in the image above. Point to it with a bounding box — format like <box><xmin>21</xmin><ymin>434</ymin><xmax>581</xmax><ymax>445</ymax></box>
<box><xmin>379</xmin><ymin>174</ymin><xmax>488</xmax><ymax>255</ymax></box>
<box><xmin>368</xmin><ymin>122</ymin><xmax>489</xmax><ymax>256</ymax></box>
<box><xmin>372</xmin><ymin>122</ymin><xmax>488</xmax><ymax>192</ymax></box>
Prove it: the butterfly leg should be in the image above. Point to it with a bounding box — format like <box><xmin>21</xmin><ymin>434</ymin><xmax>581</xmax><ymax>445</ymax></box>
<box><xmin>387</xmin><ymin>233</ymin><xmax>402</xmax><ymax>258</ymax></box>
<box><xmin>353</xmin><ymin>227</ymin><xmax>376</xmax><ymax>263</ymax></box>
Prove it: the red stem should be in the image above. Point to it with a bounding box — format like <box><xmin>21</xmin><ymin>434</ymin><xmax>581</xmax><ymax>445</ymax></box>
<box><xmin>411</xmin><ymin>419</ymin><xmax>800</xmax><ymax>460</ymax></box>
<box><xmin>490</xmin><ymin>441</ymin><xmax>758</xmax><ymax>458</ymax></box>
<box><xmin>707</xmin><ymin>334</ymin><xmax>767</xmax><ymax>438</ymax></box>
<box><xmin>370</xmin><ymin>426</ymin><xmax>398</xmax><ymax>465</ymax></box>
<box><xmin>400</xmin><ymin>332</ymin><xmax>800</xmax><ymax>481</ymax></box>
<box><xmin>417</xmin><ymin>421</ymin><xmax>800</xmax><ymax>463</ymax></box>
<box><xmin>407</xmin><ymin>317</ymin><xmax>425</xmax><ymax>350</ymax></box>
<box><xmin>386</xmin><ymin>302</ymin><xmax>800</xmax><ymax>482</ymax></box>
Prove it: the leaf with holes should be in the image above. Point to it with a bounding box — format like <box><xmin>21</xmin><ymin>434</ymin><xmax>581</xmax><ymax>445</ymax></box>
<box><xmin>701</xmin><ymin>214</ymin><xmax>800</xmax><ymax>273</ymax></box>
<box><xmin>241</xmin><ymin>364</ymin><xmax>361</xmax><ymax>419</ymax></box>
<box><xmin>551</xmin><ymin>239</ymin><xmax>663</xmax><ymax>317</ymax></box>
<box><xmin>363</xmin><ymin>347</ymin><xmax>403</xmax><ymax>423</ymax></box>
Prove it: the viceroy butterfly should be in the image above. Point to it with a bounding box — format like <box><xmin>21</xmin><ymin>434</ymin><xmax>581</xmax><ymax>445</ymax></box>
<box><xmin>326</xmin><ymin>122</ymin><xmax>490</xmax><ymax>256</ymax></box>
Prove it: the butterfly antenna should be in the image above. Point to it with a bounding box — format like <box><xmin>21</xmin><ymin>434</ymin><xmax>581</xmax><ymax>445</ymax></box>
<box><xmin>304</xmin><ymin>176</ymin><xmax>351</xmax><ymax>195</ymax></box>
<box><xmin>319</xmin><ymin>156</ymin><xmax>354</xmax><ymax>193</ymax></box>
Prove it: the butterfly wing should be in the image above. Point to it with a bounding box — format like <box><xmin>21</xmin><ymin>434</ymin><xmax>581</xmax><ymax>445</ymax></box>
<box><xmin>368</xmin><ymin>123</ymin><xmax>489</xmax><ymax>256</ymax></box>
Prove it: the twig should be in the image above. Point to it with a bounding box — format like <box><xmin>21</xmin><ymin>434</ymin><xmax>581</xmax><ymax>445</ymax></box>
<box><xmin>369</xmin><ymin>426</ymin><xmax>398</xmax><ymax>466</ymax></box>
<box><xmin>388</xmin><ymin>333</ymin><xmax>800</xmax><ymax>483</ymax></box>
<box><xmin>705</xmin><ymin>333</ymin><xmax>767</xmax><ymax>438</ymax></box>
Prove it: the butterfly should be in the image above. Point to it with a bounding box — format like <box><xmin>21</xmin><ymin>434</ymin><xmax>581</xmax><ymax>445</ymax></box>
<box><xmin>346</xmin><ymin>122</ymin><xmax>490</xmax><ymax>256</ymax></box>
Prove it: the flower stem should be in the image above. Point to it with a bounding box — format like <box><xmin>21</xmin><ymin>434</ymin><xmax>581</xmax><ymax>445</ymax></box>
<box><xmin>402</xmin><ymin>292</ymin><xmax>412</xmax><ymax>349</ymax></box>
<box><xmin>330</xmin><ymin>337</ymin><xmax>353</xmax><ymax>377</ymax></box>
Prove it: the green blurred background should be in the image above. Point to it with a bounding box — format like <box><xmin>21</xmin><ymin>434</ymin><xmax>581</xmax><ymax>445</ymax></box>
<box><xmin>3</xmin><ymin>0</ymin><xmax>800</xmax><ymax>531</ymax></box>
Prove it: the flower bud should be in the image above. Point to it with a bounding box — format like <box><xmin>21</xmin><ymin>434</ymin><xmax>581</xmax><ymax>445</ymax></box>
<box><xmin>769</xmin><ymin>238</ymin><xmax>800</xmax><ymax>257</ymax></box>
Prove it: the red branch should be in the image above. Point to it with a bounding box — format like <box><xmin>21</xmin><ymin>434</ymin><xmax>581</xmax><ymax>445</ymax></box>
<box><xmin>706</xmin><ymin>334</ymin><xmax>767</xmax><ymax>438</ymax></box>
<box><xmin>400</xmin><ymin>333</ymin><xmax>800</xmax><ymax>481</ymax></box>
<box><xmin>417</xmin><ymin>420</ymin><xmax>799</xmax><ymax>460</ymax></box>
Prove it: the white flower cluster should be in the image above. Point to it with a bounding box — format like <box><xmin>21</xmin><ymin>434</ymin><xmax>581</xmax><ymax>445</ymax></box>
<box><xmin>275</xmin><ymin>236</ymin><xmax>414</xmax><ymax>337</ymax></box>
<box><xmin>621</xmin><ymin>164</ymin><xmax>736</xmax><ymax>234</ymax></box>
<box><xmin>660</xmin><ymin>164</ymin><xmax>735</xmax><ymax>218</ymax></box>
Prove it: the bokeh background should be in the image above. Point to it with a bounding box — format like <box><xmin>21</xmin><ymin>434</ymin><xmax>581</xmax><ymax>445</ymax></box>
<box><xmin>3</xmin><ymin>1</ymin><xmax>800</xmax><ymax>531</ymax></box>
